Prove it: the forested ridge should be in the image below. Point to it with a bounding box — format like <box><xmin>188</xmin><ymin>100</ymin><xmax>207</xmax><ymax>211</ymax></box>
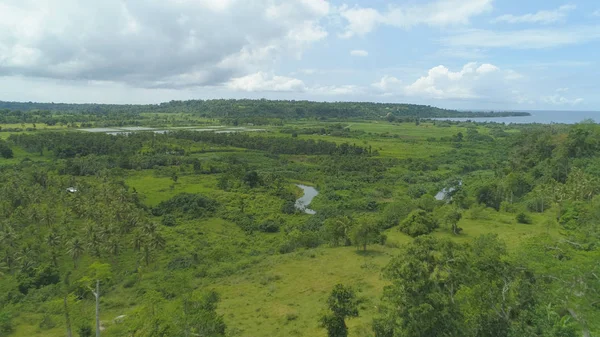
<box><xmin>0</xmin><ymin>112</ymin><xmax>598</xmax><ymax>337</ymax></box>
<box><xmin>0</xmin><ymin>99</ymin><xmax>529</xmax><ymax>122</ymax></box>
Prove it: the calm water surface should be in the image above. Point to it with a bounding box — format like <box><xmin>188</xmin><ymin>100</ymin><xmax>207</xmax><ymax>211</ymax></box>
<box><xmin>433</xmin><ymin>110</ymin><xmax>600</xmax><ymax>124</ymax></box>
<box><xmin>295</xmin><ymin>184</ymin><xmax>318</xmax><ymax>215</ymax></box>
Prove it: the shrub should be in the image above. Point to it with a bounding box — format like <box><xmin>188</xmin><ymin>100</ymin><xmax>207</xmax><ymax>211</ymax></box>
<box><xmin>379</xmin><ymin>198</ymin><xmax>415</xmax><ymax>229</ymax></box>
<box><xmin>286</xmin><ymin>313</ymin><xmax>299</xmax><ymax>322</ymax></box>
<box><xmin>0</xmin><ymin>141</ymin><xmax>13</xmax><ymax>159</ymax></box>
<box><xmin>467</xmin><ymin>205</ymin><xmax>491</xmax><ymax>220</ymax></box>
<box><xmin>0</xmin><ymin>311</ymin><xmax>13</xmax><ymax>336</ymax></box>
<box><xmin>516</xmin><ymin>212</ymin><xmax>533</xmax><ymax>224</ymax></box>
<box><xmin>39</xmin><ymin>313</ymin><xmax>56</xmax><ymax>330</ymax></box>
<box><xmin>258</xmin><ymin>220</ymin><xmax>281</xmax><ymax>233</ymax></box>
<box><xmin>281</xmin><ymin>201</ymin><xmax>297</xmax><ymax>215</ymax></box>
<box><xmin>407</xmin><ymin>185</ymin><xmax>428</xmax><ymax>199</ymax></box>
<box><xmin>399</xmin><ymin>210</ymin><xmax>438</xmax><ymax>237</ymax></box>
<box><xmin>122</xmin><ymin>274</ymin><xmax>137</xmax><ymax>289</ymax></box>
<box><xmin>500</xmin><ymin>201</ymin><xmax>520</xmax><ymax>213</ymax></box>
<box><xmin>377</xmin><ymin>233</ymin><xmax>387</xmax><ymax>245</ymax></box>
<box><xmin>161</xmin><ymin>214</ymin><xmax>178</xmax><ymax>227</ymax></box>
<box><xmin>278</xmin><ymin>230</ymin><xmax>322</xmax><ymax>254</ymax></box>
<box><xmin>366</xmin><ymin>200</ymin><xmax>378</xmax><ymax>211</ymax></box>
<box><xmin>77</xmin><ymin>325</ymin><xmax>93</xmax><ymax>337</ymax></box>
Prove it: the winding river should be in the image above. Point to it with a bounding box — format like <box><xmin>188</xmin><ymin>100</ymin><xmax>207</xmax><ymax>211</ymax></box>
<box><xmin>295</xmin><ymin>184</ymin><xmax>318</xmax><ymax>215</ymax></box>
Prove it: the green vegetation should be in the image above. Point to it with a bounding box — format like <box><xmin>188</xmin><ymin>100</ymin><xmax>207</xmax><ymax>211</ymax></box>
<box><xmin>0</xmin><ymin>100</ymin><xmax>529</xmax><ymax>125</ymax></box>
<box><xmin>0</xmin><ymin>100</ymin><xmax>597</xmax><ymax>337</ymax></box>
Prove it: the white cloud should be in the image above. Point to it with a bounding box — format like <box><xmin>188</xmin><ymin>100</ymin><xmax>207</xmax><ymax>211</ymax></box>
<box><xmin>476</xmin><ymin>63</ymin><xmax>499</xmax><ymax>74</ymax></box>
<box><xmin>443</xmin><ymin>26</ymin><xmax>600</xmax><ymax>49</ymax></box>
<box><xmin>404</xmin><ymin>63</ymin><xmax>488</xmax><ymax>99</ymax></box>
<box><xmin>492</xmin><ymin>5</ymin><xmax>576</xmax><ymax>24</ymax></box>
<box><xmin>311</xmin><ymin>85</ymin><xmax>363</xmax><ymax>95</ymax></box>
<box><xmin>373</xmin><ymin>62</ymin><xmax>525</xmax><ymax>101</ymax></box>
<box><xmin>512</xmin><ymin>90</ymin><xmax>535</xmax><ymax>105</ymax></box>
<box><xmin>339</xmin><ymin>7</ymin><xmax>381</xmax><ymax>38</ymax></box>
<box><xmin>0</xmin><ymin>0</ymin><xmax>330</xmax><ymax>88</ymax></box>
<box><xmin>542</xmin><ymin>95</ymin><xmax>583</xmax><ymax>105</ymax></box>
<box><xmin>339</xmin><ymin>0</ymin><xmax>492</xmax><ymax>38</ymax></box>
<box><xmin>371</xmin><ymin>75</ymin><xmax>403</xmax><ymax>92</ymax></box>
<box><xmin>350</xmin><ymin>50</ymin><xmax>369</xmax><ymax>57</ymax></box>
<box><xmin>227</xmin><ymin>72</ymin><xmax>306</xmax><ymax>92</ymax></box>
<box><xmin>505</xmin><ymin>70</ymin><xmax>524</xmax><ymax>80</ymax></box>
<box><xmin>556</xmin><ymin>87</ymin><xmax>570</xmax><ymax>93</ymax></box>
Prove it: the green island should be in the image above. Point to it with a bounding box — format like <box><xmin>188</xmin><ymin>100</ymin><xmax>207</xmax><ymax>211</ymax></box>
<box><xmin>0</xmin><ymin>100</ymin><xmax>596</xmax><ymax>337</ymax></box>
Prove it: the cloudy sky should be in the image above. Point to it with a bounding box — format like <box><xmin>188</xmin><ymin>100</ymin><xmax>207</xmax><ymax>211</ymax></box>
<box><xmin>1</xmin><ymin>0</ymin><xmax>599</xmax><ymax>110</ymax></box>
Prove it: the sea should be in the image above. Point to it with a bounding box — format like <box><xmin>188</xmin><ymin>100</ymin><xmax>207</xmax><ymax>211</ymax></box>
<box><xmin>433</xmin><ymin>110</ymin><xmax>600</xmax><ymax>124</ymax></box>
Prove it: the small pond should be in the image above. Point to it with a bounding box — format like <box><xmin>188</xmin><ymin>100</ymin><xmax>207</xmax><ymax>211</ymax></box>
<box><xmin>435</xmin><ymin>181</ymin><xmax>463</xmax><ymax>201</ymax></box>
<box><xmin>295</xmin><ymin>184</ymin><xmax>318</xmax><ymax>215</ymax></box>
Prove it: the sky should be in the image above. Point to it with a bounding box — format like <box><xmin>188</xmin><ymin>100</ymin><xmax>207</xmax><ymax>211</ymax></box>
<box><xmin>0</xmin><ymin>0</ymin><xmax>599</xmax><ymax>111</ymax></box>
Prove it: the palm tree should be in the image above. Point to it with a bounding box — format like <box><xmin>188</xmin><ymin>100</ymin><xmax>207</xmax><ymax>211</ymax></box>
<box><xmin>67</xmin><ymin>238</ymin><xmax>84</xmax><ymax>269</ymax></box>
<box><xmin>141</xmin><ymin>222</ymin><xmax>157</xmax><ymax>236</ymax></box>
<box><xmin>142</xmin><ymin>232</ymin><xmax>166</xmax><ymax>266</ymax></box>
<box><xmin>47</xmin><ymin>230</ymin><xmax>62</xmax><ymax>267</ymax></box>
<box><xmin>105</xmin><ymin>237</ymin><xmax>121</xmax><ymax>264</ymax></box>
<box><xmin>150</xmin><ymin>233</ymin><xmax>166</xmax><ymax>251</ymax></box>
<box><xmin>17</xmin><ymin>244</ymin><xmax>38</xmax><ymax>272</ymax></box>
<box><xmin>0</xmin><ymin>226</ymin><xmax>17</xmax><ymax>270</ymax></box>
<box><xmin>131</xmin><ymin>230</ymin><xmax>144</xmax><ymax>252</ymax></box>
<box><xmin>84</xmin><ymin>222</ymin><xmax>104</xmax><ymax>257</ymax></box>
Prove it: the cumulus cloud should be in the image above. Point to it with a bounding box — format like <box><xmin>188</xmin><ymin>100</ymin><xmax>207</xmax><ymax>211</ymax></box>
<box><xmin>0</xmin><ymin>0</ymin><xmax>330</xmax><ymax>88</ymax></box>
<box><xmin>227</xmin><ymin>72</ymin><xmax>306</xmax><ymax>92</ymax></box>
<box><xmin>311</xmin><ymin>85</ymin><xmax>364</xmax><ymax>95</ymax></box>
<box><xmin>372</xmin><ymin>75</ymin><xmax>403</xmax><ymax>92</ymax></box>
<box><xmin>339</xmin><ymin>0</ymin><xmax>492</xmax><ymax>38</ymax></box>
<box><xmin>373</xmin><ymin>62</ymin><xmax>524</xmax><ymax>100</ymax></box>
<box><xmin>350</xmin><ymin>50</ymin><xmax>369</xmax><ymax>57</ymax></box>
<box><xmin>493</xmin><ymin>5</ymin><xmax>576</xmax><ymax>24</ymax></box>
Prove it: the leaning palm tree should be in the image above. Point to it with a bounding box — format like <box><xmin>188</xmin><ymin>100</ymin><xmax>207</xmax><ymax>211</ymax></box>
<box><xmin>67</xmin><ymin>238</ymin><xmax>84</xmax><ymax>269</ymax></box>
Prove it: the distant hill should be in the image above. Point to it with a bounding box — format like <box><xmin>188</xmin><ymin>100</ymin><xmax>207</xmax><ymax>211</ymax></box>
<box><xmin>0</xmin><ymin>99</ymin><xmax>530</xmax><ymax>119</ymax></box>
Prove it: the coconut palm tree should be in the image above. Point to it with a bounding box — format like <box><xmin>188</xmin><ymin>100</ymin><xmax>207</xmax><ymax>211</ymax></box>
<box><xmin>67</xmin><ymin>238</ymin><xmax>84</xmax><ymax>269</ymax></box>
<box><xmin>0</xmin><ymin>225</ymin><xmax>17</xmax><ymax>270</ymax></box>
<box><xmin>46</xmin><ymin>230</ymin><xmax>62</xmax><ymax>267</ymax></box>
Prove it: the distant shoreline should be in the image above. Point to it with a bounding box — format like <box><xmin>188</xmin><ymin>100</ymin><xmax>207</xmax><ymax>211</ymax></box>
<box><xmin>441</xmin><ymin>111</ymin><xmax>531</xmax><ymax>118</ymax></box>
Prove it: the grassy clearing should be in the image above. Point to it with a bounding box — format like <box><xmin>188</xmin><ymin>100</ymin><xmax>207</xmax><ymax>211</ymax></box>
<box><xmin>126</xmin><ymin>171</ymin><xmax>219</xmax><ymax>206</ymax></box>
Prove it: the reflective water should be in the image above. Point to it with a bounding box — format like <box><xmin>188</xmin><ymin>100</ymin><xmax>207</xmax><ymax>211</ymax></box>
<box><xmin>432</xmin><ymin>110</ymin><xmax>600</xmax><ymax>124</ymax></box>
<box><xmin>295</xmin><ymin>184</ymin><xmax>318</xmax><ymax>215</ymax></box>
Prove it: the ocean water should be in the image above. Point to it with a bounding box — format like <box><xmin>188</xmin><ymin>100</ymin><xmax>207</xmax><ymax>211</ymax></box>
<box><xmin>433</xmin><ymin>110</ymin><xmax>600</xmax><ymax>124</ymax></box>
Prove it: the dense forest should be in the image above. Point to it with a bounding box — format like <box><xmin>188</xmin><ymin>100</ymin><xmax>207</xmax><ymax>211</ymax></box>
<box><xmin>0</xmin><ymin>99</ymin><xmax>529</xmax><ymax>123</ymax></box>
<box><xmin>0</xmin><ymin>104</ymin><xmax>597</xmax><ymax>337</ymax></box>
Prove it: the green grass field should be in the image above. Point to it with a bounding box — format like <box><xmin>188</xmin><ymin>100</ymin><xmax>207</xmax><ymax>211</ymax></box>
<box><xmin>3</xmin><ymin>118</ymin><xmax>591</xmax><ymax>337</ymax></box>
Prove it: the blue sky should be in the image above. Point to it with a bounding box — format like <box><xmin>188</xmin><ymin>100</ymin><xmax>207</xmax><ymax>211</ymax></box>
<box><xmin>0</xmin><ymin>0</ymin><xmax>599</xmax><ymax>110</ymax></box>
